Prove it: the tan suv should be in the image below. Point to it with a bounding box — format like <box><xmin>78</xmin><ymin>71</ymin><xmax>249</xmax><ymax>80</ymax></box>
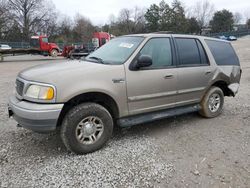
<box><xmin>8</xmin><ymin>33</ymin><xmax>241</xmax><ymax>154</ymax></box>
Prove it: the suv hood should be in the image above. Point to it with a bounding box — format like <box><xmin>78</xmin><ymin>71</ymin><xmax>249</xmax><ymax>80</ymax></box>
<box><xmin>18</xmin><ymin>60</ymin><xmax>126</xmax><ymax>104</ymax></box>
<box><xmin>19</xmin><ymin>60</ymin><xmax>109</xmax><ymax>83</ymax></box>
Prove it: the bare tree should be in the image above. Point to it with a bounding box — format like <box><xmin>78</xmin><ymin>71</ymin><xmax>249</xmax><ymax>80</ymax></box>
<box><xmin>132</xmin><ymin>6</ymin><xmax>146</xmax><ymax>33</ymax></box>
<box><xmin>117</xmin><ymin>8</ymin><xmax>134</xmax><ymax>34</ymax></box>
<box><xmin>0</xmin><ymin>0</ymin><xmax>8</xmax><ymax>19</ymax></box>
<box><xmin>190</xmin><ymin>0</ymin><xmax>215</xmax><ymax>32</ymax></box>
<box><xmin>233</xmin><ymin>12</ymin><xmax>242</xmax><ymax>24</ymax></box>
<box><xmin>73</xmin><ymin>13</ymin><xmax>95</xmax><ymax>42</ymax></box>
<box><xmin>108</xmin><ymin>14</ymin><xmax>116</xmax><ymax>25</ymax></box>
<box><xmin>8</xmin><ymin>0</ymin><xmax>57</xmax><ymax>40</ymax></box>
<box><xmin>244</xmin><ymin>9</ymin><xmax>250</xmax><ymax>21</ymax></box>
<box><xmin>0</xmin><ymin>0</ymin><xmax>12</xmax><ymax>39</ymax></box>
<box><xmin>116</xmin><ymin>7</ymin><xmax>146</xmax><ymax>35</ymax></box>
<box><xmin>52</xmin><ymin>15</ymin><xmax>73</xmax><ymax>43</ymax></box>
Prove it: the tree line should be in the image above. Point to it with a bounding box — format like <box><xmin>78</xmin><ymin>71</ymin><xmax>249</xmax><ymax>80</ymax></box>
<box><xmin>0</xmin><ymin>0</ymin><xmax>250</xmax><ymax>43</ymax></box>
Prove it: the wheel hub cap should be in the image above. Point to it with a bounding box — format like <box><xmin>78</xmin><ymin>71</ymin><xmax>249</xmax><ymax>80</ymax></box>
<box><xmin>75</xmin><ymin>116</ymin><xmax>104</xmax><ymax>145</ymax></box>
<box><xmin>208</xmin><ymin>93</ymin><xmax>221</xmax><ymax>113</ymax></box>
<box><xmin>83</xmin><ymin>123</ymin><xmax>96</xmax><ymax>136</ymax></box>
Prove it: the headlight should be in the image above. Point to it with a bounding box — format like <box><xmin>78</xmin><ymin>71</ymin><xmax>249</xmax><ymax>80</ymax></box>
<box><xmin>25</xmin><ymin>84</ymin><xmax>55</xmax><ymax>100</ymax></box>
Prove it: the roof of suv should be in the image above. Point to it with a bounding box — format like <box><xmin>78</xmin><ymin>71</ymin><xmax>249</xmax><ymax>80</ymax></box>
<box><xmin>124</xmin><ymin>33</ymin><xmax>229</xmax><ymax>43</ymax></box>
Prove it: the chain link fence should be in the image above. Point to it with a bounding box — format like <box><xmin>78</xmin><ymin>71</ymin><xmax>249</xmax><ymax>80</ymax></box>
<box><xmin>0</xmin><ymin>41</ymin><xmax>94</xmax><ymax>51</ymax></box>
<box><xmin>1</xmin><ymin>30</ymin><xmax>250</xmax><ymax>49</ymax></box>
<box><xmin>205</xmin><ymin>29</ymin><xmax>250</xmax><ymax>38</ymax></box>
<box><xmin>0</xmin><ymin>42</ymin><xmax>30</xmax><ymax>48</ymax></box>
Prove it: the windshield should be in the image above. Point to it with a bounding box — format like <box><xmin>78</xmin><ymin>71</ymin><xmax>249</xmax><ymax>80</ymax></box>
<box><xmin>85</xmin><ymin>36</ymin><xmax>144</xmax><ymax>65</ymax></box>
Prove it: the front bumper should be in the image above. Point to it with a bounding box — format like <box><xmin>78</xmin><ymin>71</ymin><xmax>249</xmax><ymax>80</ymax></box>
<box><xmin>8</xmin><ymin>95</ymin><xmax>64</xmax><ymax>133</ymax></box>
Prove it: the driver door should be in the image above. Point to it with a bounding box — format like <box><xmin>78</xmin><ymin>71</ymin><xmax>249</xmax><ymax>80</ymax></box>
<box><xmin>125</xmin><ymin>37</ymin><xmax>178</xmax><ymax>115</ymax></box>
<box><xmin>40</xmin><ymin>37</ymin><xmax>50</xmax><ymax>51</ymax></box>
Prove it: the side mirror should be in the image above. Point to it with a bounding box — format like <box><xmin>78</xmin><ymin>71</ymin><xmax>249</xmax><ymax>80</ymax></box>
<box><xmin>136</xmin><ymin>55</ymin><xmax>152</xmax><ymax>69</ymax></box>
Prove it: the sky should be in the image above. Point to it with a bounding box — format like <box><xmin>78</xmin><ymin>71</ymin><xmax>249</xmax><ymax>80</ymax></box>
<box><xmin>52</xmin><ymin>0</ymin><xmax>250</xmax><ymax>25</ymax></box>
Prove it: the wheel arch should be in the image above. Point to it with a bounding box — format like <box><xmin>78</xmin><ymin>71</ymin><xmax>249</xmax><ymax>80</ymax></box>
<box><xmin>50</xmin><ymin>48</ymin><xmax>59</xmax><ymax>53</ymax></box>
<box><xmin>57</xmin><ymin>92</ymin><xmax>120</xmax><ymax>127</ymax></box>
<box><xmin>210</xmin><ymin>80</ymin><xmax>233</xmax><ymax>97</ymax></box>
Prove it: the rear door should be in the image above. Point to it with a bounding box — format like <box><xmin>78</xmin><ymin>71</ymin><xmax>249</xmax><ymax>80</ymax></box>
<box><xmin>126</xmin><ymin>37</ymin><xmax>178</xmax><ymax>115</ymax></box>
<box><xmin>174</xmin><ymin>37</ymin><xmax>214</xmax><ymax>106</ymax></box>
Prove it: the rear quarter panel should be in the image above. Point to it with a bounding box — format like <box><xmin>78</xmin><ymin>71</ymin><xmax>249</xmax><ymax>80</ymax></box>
<box><xmin>200</xmin><ymin>37</ymin><xmax>241</xmax><ymax>93</ymax></box>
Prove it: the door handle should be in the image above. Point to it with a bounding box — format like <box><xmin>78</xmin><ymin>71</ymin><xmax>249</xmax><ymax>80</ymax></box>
<box><xmin>164</xmin><ymin>75</ymin><xmax>174</xmax><ymax>79</ymax></box>
<box><xmin>205</xmin><ymin>71</ymin><xmax>212</xmax><ymax>75</ymax></box>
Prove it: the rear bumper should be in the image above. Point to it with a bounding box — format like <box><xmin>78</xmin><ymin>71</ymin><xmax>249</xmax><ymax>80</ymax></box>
<box><xmin>228</xmin><ymin>83</ymin><xmax>240</xmax><ymax>96</ymax></box>
<box><xmin>8</xmin><ymin>95</ymin><xmax>63</xmax><ymax>133</ymax></box>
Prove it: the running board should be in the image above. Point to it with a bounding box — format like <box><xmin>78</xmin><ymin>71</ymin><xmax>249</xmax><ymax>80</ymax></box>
<box><xmin>117</xmin><ymin>104</ymin><xmax>200</xmax><ymax>127</ymax></box>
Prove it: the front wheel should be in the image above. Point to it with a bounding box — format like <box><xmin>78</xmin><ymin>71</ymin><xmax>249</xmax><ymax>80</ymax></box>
<box><xmin>199</xmin><ymin>86</ymin><xmax>224</xmax><ymax>118</ymax></box>
<box><xmin>50</xmin><ymin>49</ymin><xmax>58</xmax><ymax>57</ymax></box>
<box><xmin>60</xmin><ymin>103</ymin><xmax>113</xmax><ymax>154</ymax></box>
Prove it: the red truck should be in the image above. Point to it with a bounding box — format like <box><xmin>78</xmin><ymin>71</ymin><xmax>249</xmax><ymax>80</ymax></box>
<box><xmin>92</xmin><ymin>32</ymin><xmax>111</xmax><ymax>48</ymax></box>
<box><xmin>62</xmin><ymin>32</ymin><xmax>112</xmax><ymax>59</ymax></box>
<box><xmin>30</xmin><ymin>36</ymin><xmax>60</xmax><ymax>57</ymax></box>
<box><xmin>0</xmin><ymin>35</ymin><xmax>60</xmax><ymax>61</ymax></box>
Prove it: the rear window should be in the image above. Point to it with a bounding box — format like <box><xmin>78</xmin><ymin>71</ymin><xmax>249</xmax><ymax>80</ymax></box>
<box><xmin>205</xmin><ymin>40</ymin><xmax>240</xmax><ymax>66</ymax></box>
<box><xmin>175</xmin><ymin>38</ymin><xmax>209</xmax><ymax>66</ymax></box>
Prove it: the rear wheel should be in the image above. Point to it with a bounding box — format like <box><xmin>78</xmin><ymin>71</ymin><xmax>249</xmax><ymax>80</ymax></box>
<box><xmin>50</xmin><ymin>49</ymin><xmax>58</xmax><ymax>57</ymax></box>
<box><xmin>60</xmin><ymin>103</ymin><xmax>113</xmax><ymax>154</ymax></box>
<box><xmin>199</xmin><ymin>86</ymin><xmax>224</xmax><ymax>118</ymax></box>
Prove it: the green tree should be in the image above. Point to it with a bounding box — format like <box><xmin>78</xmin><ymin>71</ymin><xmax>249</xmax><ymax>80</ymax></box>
<box><xmin>210</xmin><ymin>9</ymin><xmax>234</xmax><ymax>32</ymax></box>
<box><xmin>187</xmin><ymin>17</ymin><xmax>200</xmax><ymax>34</ymax></box>
<box><xmin>170</xmin><ymin>0</ymin><xmax>188</xmax><ymax>33</ymax></box>
<box><xmin>145</xmin><ymin>0</ymin><xmax>189</xmax><ymax>33</ymax></box>
<box><xmin>144</xmin><ymin>4</ymin><xmax>160</xmax><ymax>32</ymax></box>
<box><xmin>158</xmin><ymin>0</ymin><xmax>172</xmax><ymax>31</ymax></box>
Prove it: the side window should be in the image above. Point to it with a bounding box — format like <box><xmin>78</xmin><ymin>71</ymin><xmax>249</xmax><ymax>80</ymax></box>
<box><xmin>42</xmin><ymin>38</ymin><xmax>48</xmax><ymax>43</ymax></box>
<box><xmin>205</xmin><ymin>40</ymin><xmax>240</xmax><ymax>66</ymax></box>
<box><xmin>140</xmin><ymin>38</ymin><xmax>172</xmax><ymax>68</ymax></box>
<box><xmin>176</xmin><ymin>38</ymin><xmax>202</xmax><ymax>66</ymax></box>
<box><xmin>196</xmin><ymin>40</ymin><xmax>209</xmax><ymax>65</ymax></box>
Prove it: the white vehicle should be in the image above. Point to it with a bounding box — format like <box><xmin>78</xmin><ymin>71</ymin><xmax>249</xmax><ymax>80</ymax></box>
<box><xmin>0</xmin><ymin>44</ymin><xmax>12</xmax><ymax>50</ymax></box>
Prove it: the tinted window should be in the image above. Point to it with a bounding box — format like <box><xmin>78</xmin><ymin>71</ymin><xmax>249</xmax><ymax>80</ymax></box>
<box><xmin>140</xmin><ymin>38</ymin><xmax>172</xmax><ymax>68</ymax></box>
<box><xmin>197</xmin><ymin>40</ymin><xmax>209</xmax><ymax>64</ymax></box>
<box><xmin>205</xmin><ymin>40</ymin><xmax>240</xmax><ymax>66</ymax></box>
<box><xmin>176</xmin><ymin>38</ymin><xmax>202</xmax><ymax>66</ymax></box>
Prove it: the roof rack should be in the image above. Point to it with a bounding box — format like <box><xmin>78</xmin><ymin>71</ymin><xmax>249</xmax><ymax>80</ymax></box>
<box><xmin>151</xmin><ymin>31</ymin><xmax>173</xmax><ymax>34</ymax></box>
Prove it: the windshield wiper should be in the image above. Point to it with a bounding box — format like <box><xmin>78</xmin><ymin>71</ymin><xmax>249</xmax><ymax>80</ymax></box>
<box><xmin>88</xmin><ymin>56</ymin><xmax>105</xmax><ymax>64</ymax></box>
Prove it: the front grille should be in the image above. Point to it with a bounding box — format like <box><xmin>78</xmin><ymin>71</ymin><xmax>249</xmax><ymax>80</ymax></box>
<box><xmin>16</xmin><ymin>79</ymin><xmax>24</xmax><ymax>96</ymax></box>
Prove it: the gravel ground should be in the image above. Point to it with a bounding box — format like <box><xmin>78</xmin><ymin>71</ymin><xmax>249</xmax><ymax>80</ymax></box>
<box><xmin>0</xmin><ymin>37</ymin><xmax>249</xmax><ymax>188</ymax></box>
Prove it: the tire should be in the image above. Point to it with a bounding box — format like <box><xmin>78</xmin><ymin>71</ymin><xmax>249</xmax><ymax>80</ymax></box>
<box><xmin>50</xmin><ymin>49</ymin><xmax>58</xmax><ymax>57</ymax></box>
<box><xmin>199</xmin><ymin>86</ymin><xmax>224</xmax><ymax>118</ymax></box>
<box><xmin>60</xmin><ymin>103</ymin><xmax>113</xmax><ymax>154</ymax></box>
